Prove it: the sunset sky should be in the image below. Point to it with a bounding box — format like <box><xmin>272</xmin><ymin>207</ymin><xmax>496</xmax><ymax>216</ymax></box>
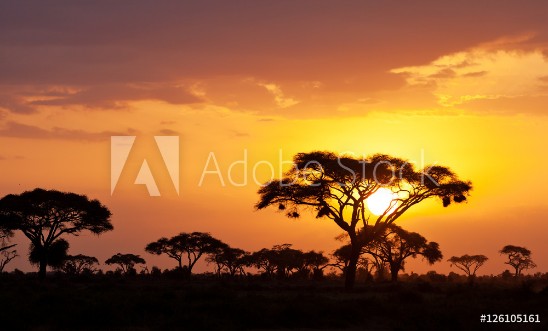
<box><xmin>1</xmin><ymin>1</ymin><xmax>547</xmax><ymax>276</ymax></box>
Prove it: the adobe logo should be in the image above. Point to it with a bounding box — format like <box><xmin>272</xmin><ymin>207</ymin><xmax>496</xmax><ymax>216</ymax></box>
<box><xmin>110</xmin><ymin>136</ymin><xmax>179</xmax><ymax>196</ymax></box>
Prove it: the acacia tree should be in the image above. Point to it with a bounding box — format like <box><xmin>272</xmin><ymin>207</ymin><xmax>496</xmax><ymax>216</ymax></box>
<box><xmin>246</xmin><ymin>245</ymin><xmax>296</xmax><ymax>278</ymax></box>
<box><xmin>145</xmin><ymin>237</ymin><xmax>185</xmax><ymax>269</ymax></box>
<box><xmin>248</xmin><ymin>248</ymin><xmax>277</xmax><ymax>277</ymax></box>
<box><xmin>303</xmin><ymin>251</ymin><xmax>330</xmax><ymax>279</ymax></box>
<box><xmin>500</xmin><ymin>245</ymin><xmax>536</xmax><ymax>277</ymax></box>
<box><xmin>448</xmin><ymin>254</ymin><xmax>488</xmax><ymax>282</ymax></box>
<box><xmin>270</xmin><ymin>244</ymin><xmax>305</xmax><ymax>278</ymax></box>
<box><xmin>60</xmin><ymin>254</ymin><xmax>100</xmax><ymax>275</ymax></box>
<box><xmin>145</xmin><ymin>232</ymin><xmax>224</xmax><ymax>275</ymax></box>
<box><xmin>362</xmin><ymin>224</ymin><xmax>443</xmax><ymax>282</ymax></box>
<box><xmin>256</xmin><ymin>151</ymin><xmax>471</xmax><ymax>289</ymax></box>
<box><xmin>105</xmin><ymin>253</ymin><xmax>146</xmax><ymax>274</ymax></box>
<box><xmin>206</xmin><ymin>245</ymin><xmax>248</xmax><ymax>277</ymax></box>
<box><xmin>0</xmin><ymin>188</ymin><xmax>113</xmax><ymax>278</ymax></box>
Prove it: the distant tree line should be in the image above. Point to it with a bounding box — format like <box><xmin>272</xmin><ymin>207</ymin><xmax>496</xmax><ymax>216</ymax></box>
<box><xmin>0</xmin><ymin>188</ymin><xmax>538</xmax><ymax>284</ymax></box>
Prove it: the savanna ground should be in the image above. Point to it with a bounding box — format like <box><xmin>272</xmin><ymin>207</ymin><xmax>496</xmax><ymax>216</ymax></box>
<box><xmin>1</xmin><ymin>274</ymin><xmax>547</xmax><ymax>331</ymax></box>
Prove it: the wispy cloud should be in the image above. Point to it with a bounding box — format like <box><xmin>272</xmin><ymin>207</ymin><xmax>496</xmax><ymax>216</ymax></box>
<box><xmin>157</xmin><ymin>129</ymin><xmax>180</xmax><ymax>136</ymax></box>
<box><xmin>0</xmin><ymin>84</ymin><xmax>203</xmax><ymax>113</ymax></box>
<box><xmin>30</xmin><ymin>84</ymin><xmax>202</xmax><ymax>109</ymax></box>
<box><xmin>391</xmin><ymin>38</ymin><xmax>548</xmax><ymax>107</ymax></box>
<box><xmin>0</xmin><ymin>121</ymin><xmax>137</xmax><ymax>141</ymax></box>
<box><xmin>258</xmin><ymin>83</ymin><xmax>299</xmax><ymax>109</ymax></box>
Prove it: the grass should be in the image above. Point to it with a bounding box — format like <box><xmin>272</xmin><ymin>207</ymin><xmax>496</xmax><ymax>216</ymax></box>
<box><xmin>0</xmin><ymin>274</ymin><xmax>547</xmax><ymax>330</ymax></box>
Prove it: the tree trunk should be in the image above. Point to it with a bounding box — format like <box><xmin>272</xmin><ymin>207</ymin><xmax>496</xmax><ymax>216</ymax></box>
<box><xmin>390</xmin><ymin>266</ymin><xmax>399</xmax><ymax>282</ymax></box>
<box><xmin>39</xmin><ymin>257</ymin><xmax>47</xmax><ymax>279</ymax></box>
<box><xmin>344</xmin><ymin>234</ymin><xmax>360</xmax><ymax>290</ymax></box>
<box><xmin>468</xmin><ymin>274</ymin><xmax>476</xmax><ymax>285</ymax></box>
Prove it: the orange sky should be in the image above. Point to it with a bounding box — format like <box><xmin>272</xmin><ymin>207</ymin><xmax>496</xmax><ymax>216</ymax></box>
<box><xmin>1</xmin><ymin>1</ymin><xmax>547</xmax><ymax>276</ymax></box>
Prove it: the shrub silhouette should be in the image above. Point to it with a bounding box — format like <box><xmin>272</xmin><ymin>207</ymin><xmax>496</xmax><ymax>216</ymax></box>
<box><xmin>60</xmin><ymin>254</ymin><xmax>100</xmax><ymax>275</ymax></box>
<box><xmin>105</xmin><ymin>253</ymin><xmax>146</xmax><ymax>274</ymax></box>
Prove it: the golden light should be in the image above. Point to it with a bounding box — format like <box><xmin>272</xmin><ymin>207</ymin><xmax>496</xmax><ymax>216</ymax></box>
<box><xmin>366</xmin><ymin>188</ymin><xmax>397</xmax><ymax>216</ymax></box>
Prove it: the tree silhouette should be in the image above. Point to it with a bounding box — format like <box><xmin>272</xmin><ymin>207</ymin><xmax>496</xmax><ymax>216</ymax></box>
<box><xmin>331</xmin><ymin>244</ymin><xmax>373</xmax><ymax>278</ymax></box>
<box><xmin>500</xmin><ymin>245</ymin><xmax>536</xmax><ymax>277</ymax></box>
<box><xmin>0</xmin><ymin>188</ymin><xmax>113</xmax><ymax>278</ymax></box>
<box><xmin>60</xmin><ymin>254</ymin><xmax>99</xmax><ymax>275</ymax></box>
<box><xmin>206</xmin><ymin>244</ymin><xmax>248</xmax><ymax>277</ymax></box>
<box><xmin>362</xmin><ymin>224</ymin><xmax>443</xmax><ymax>282</ymax></box>
<box><xmin>256</xmin><ymin>151</ymin><xmax>471</xmax><ymax>289</ymax></box>
<box><xmin>105</xmin><ymin>253</ymin><xmax>146</xmax><ymax>274</ymax></box>
<box><xmin>247</xmin><ymin>245</ymin><xmax>292</xmax><ymax>278</ymax></box>
<box><xmin>145</xmin><ymin>232</ymin><xmax>224</xmax><ymax>275</ymax></box>
<box><xmin>448</xmin><ymin>254</ymin><xmax>488</xmax><ymax>282</ymax></box>
<box><xmin>0</xmin><ymin>232</ymin><xmax>17</xmax><ymax>272</ymax></box>
<box><xmin>247</xmin><ymin>245</ymin><xmax>327</xmax><ymax>280</ymax></box>
<box><xmin>303</xmin><ymin>251</ymin><xmax>330</xmax><ymax>279</ymax></box>
<box><xmin>145</xmin><ymin>237</ymin><xmax>185</xmax><ymax>269</ymax></box>
<box><xmin>248</xmin><ymin>248</ymin><xmax>277</xmax><ymax>277</ymax></box>
<box><xmin>270</xmin><ymin>244</ymin><xmax>305</xmax><ymax>279</ymax></box>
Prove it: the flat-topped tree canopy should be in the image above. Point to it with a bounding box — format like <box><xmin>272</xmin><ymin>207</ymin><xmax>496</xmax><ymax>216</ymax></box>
<box><xmin>500</xmin><ymin>245</ymin><xmax>537</xmax><ymax>276</ymax></box>
<box><xmin>145</xmin><ymin>232</ymin><xmax>225</xmax><ymax>275</ymax></box>
<box><xmin>0</xmin><ymin>188</ymin><xmax>113</xmax><ymax>238</ymax></box>
<box><xmin>105</xmin><ymin>253</ymin><xmax>146</xmax><ymax>274</ymax></box>
<box><xmin>256</xmin><ymin>152</ymin><xmax>400</xmax><ymax>228</ymax></box>
<box><xmin>448</xmin><ymin>254</ymin><xmax>489</xmax><ymax>278</ymax></box>
<box><xmin>257</xmin><ymin>151</ymin><xmax>471</xmax><ymax>230</ymax></box>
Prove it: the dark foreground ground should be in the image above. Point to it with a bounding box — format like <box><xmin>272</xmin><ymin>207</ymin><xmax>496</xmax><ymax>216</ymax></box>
<box><xmin>0</xmin><ymin>275</ymin><xmax>547</xmax><ymax>331</ymax></box>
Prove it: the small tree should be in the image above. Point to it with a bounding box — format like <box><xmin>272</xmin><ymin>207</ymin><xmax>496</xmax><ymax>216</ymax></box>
<box><xmin>448</xmin><ymin>254</ymin><xmax>488</xmax><ymax>282</ymax></box>
<box><xmin>500</xmin><ymin>245</ymin><xmax>536</xmax><ymax>277</ymax></box>
<box><xmin>61</xmin><ymin>254</ymin><xmax>99</xmax><ymax>275</ymax></box>
<box><xmin>247</xmin><ymin>245</ymin><xmax>309</xmax><ymax>279</ymax></box>
<box><xmin>0</xmin><ymin>232</ymin><xmax>17</xmax><ymax>272</ymax></box>
<box><xmin>303</xmin><ymin>251</ymin><xmax>330</xmax><ymax>279</ymax></box>
<box><xmin>248</xmin><ymin>248</ymin><xmax>277</xmax><ymax>277</ymax></box>
<box><xmin>270</xmin><ymin>244</ymin><xmax>305</xmax><ymax>279</ymax></box>
<box><xmin>363</xmin><ymin>224</ymin><xmax>443</xmax><ymax>281</ymax></box>
<box><xmin>105</xmin><ymin>253</ymin><xmax>146</xmax><ymax>274</ymax></box>
<box><xmin>206</xmin><ymin>245</ymin><xmax>248</xmax><ymax>277</ymax></box>
<box><xmin>0</xmin><ymin>188</ymin><xmax>113</xmax><ymax>278</ymax></box>
<box><xmin>145</xmin><ymin>232</ymin><xmax>224</xmax><ymax>275</ymax></box>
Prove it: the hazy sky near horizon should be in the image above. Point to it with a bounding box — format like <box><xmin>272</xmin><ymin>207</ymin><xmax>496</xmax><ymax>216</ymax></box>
<box><xmin>1</xmin><ymin>1</ymin><xmax>547</xmax><ymax>276</ymax></box>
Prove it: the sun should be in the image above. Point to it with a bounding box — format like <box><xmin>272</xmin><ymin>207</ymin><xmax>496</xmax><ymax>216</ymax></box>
<box><xmin>366</xmin><ymin>188</ymin><xmax>397</xmax><ymax>216</ymax></box>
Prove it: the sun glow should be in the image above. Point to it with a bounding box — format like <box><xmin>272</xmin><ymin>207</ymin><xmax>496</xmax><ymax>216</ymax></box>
<box><xmin>366</xmin><ymin>188</ymin><xmax>397</xmax><ymax>216</ymax></box>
